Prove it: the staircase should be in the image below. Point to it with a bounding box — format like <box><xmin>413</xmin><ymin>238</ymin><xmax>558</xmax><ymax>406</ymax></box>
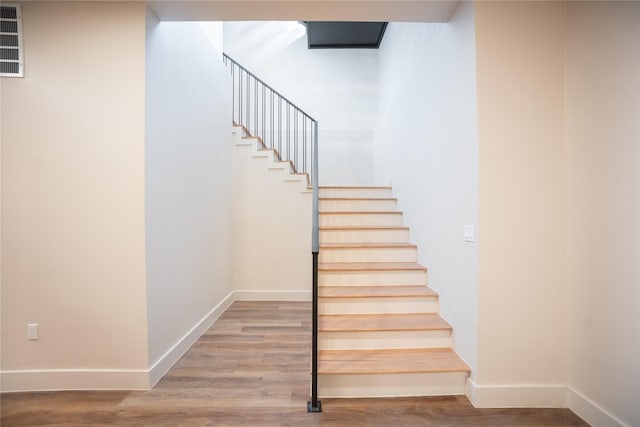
<box><xmin>224</xmin><ymin>54</ymin><xmax>470</xmax><ymax>403</ymax></box>
<box><xmin>317</xmin><ymin>186</ymin><xmax>470</xmax><ymax>398</ymax></box>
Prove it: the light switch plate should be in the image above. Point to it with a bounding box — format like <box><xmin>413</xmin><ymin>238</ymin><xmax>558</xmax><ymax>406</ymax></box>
<box><xmin>27</xmin><ymin>323</ymin><xmax>38</xmax><ymax>340</ymax></box>
<box><xmin>464</xmin><ymin>225</ymin><xmax>475</xmax><ymax>242</ymax></box>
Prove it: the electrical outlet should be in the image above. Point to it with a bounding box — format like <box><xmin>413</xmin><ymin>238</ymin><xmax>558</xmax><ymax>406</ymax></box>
<box><xmin>464</xmin><ymin>225</ymin><xmax>475</xmax><ymax>243</ymax></box>
<box><xmin>27</xmin><ymin>323</ymin><xmax>38</xmax><ymax>340</ymax></box>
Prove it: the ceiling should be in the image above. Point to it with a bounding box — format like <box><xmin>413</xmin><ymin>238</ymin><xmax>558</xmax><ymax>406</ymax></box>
<box><xmin>146</xmin><ymin>1</ymin><xmax>461</xmax><ymax>23</ymax></box>
<box><xmin>305</xmin><ymin>22</ymin><xmax>388</xmax><ymax>49</ymax></box>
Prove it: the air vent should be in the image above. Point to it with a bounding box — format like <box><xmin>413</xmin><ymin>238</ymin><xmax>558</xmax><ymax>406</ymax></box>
<box><xmin>1</xmin><ymin>4</ymin><xmax>23</xmax><ymax>77</ymax></box>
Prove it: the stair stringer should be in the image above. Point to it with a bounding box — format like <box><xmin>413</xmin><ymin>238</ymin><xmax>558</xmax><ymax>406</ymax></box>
<box><xmin>231</xmin><ymin>125</ymin><xmax>312</xmax><ymax>300</ymax></box>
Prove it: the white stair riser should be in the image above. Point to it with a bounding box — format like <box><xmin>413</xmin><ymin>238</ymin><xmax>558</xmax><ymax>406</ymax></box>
<box><xmin>232</xmin><ymin>127</ymin><xmax>246</xmax><ymax>142</ymax></box>
<box><xmin>319</xmin><ymin>199</ymin><xmax>397</xmax><ymax>212</ymax></box>
<box><xmin>320</xmin><ymin>213</ymin><xmax>403</xmax><ymax>227</ymax></box>
<box><xmin>285</xmin><ymin>178</ymin><xmax>312</xmax><ymax>193</ymax></box>
<box><xmin>318</xmin><ymin>372</ymin><xmax>468</xmax><ymax>398</ymax></box>
<box><xmin>319</xmin><ymin>296</ymin><xmax>438</xmax><ymax>314</ymax></box>
<box><xmin>319</xmin><ymin>247</ymin><xmax>417</xmax><ymax>263</ymax></box>
<box><xmin>319</xmin><ymin>270</ymin><xmax>427</xmax><ymax>286</ymax></box>
<box><xmin>320</xmin><ymin>229</ymin><xmax>410</xmax><ymax>244</ymax></box>
<box><xmin>319</xmin><ymin>188</ymin><xmax>393</xmax><ymax>198</ymax></box>
<box><xmin>237</xmin><ymin>136</ymin><xmax>287</xmax><ymax>169</ymax></box>
<box><xmin>239</xmin><ymin>137</ymin><xmax>269</xmax><ymax>157</ymax></box>
<box><xmin>252</xmin><ymin>150</ymin><xmax>273</xmax><ymax>162</ymax></box>
<box><xmin>235</xmin><ymin>130</ymin><xmax>310</xmax><ymax>193</ymax></box>
<box><xmin>319</xmin><ymin>330</ymin><xmax>452</xmax><ymax>350</ymax></box>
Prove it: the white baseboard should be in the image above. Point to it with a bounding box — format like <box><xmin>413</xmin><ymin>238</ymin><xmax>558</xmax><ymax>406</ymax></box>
<box><xmin>466</xmin><ymin>380</ymin><xmax>567</xmax><ymax>408</ymax></box>
<box><xmin>147</xmin><ymin>291</ymin><xmax>235</xmax><ymax>387</ymax></box>
<box><xmin>0</xmin><ymin>290</ymin><xmax>310</xmax><ymax>392</ymax></box>
<box><xmin>0</xmin><ymin>369</ymin><xmax>150</xmax><ymax>392</ymax></box>
<box><xmin>1</xmin><ymin>292</ymin><xmax>235</xmax><ymax>393</ymax></box>
<box><xmin>233</xmin><ymin>289</ymin><xmax>311</xmax><ymax>301</ymax></box>
<box><xmin>568</xmin><ymin>387</ymin><xmax>628</xmax><ymax>427</ymax></box>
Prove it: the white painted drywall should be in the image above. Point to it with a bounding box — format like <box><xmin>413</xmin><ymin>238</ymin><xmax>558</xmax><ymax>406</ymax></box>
<box><xmin>145</xmin><ymin>14</ymin><xmax>234</xmax><ymax>372</ymax></box>
<box><xmin>375</xmin><ymin>2</ymin><xmax>479</xmax><ymax>379</ymax></box>
<box><xmin>0</xmin><ymin>3</ymin><xmax>149</xmax><ymax>390</ymax></box>
<box><xmin>474</xmin><ymin>1</ymin><xmax>567</xmax><ymax>405</ymax></box>
<box><xmin>565</xmin><ymin>3</ymin><xmax>640</xmax><ymax>426</ymax></box>
<box><xmin>223</xmin><ymin>22</ymin><xmax>380</xmax><ymax>186</ymax></box>
<box><xmin>232</xmin><ymin>131</ymin><xmax>312</xmax><ymax>300</ymax></box>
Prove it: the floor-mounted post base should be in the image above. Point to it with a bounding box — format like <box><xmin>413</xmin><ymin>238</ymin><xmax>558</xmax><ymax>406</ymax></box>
<box><xmin>307</xmin><ymin>400</ymin><xmax>322</xmax><ymax>413</ymax></box>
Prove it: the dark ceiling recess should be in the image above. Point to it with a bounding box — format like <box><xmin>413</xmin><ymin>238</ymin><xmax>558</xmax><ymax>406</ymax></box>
<box><xmin>304</xmin><ymin>22</ymin><xmax>388</xmax><ymax>49</ymax></box>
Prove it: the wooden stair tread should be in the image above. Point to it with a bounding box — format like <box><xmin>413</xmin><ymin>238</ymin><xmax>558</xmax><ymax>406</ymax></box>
<box><xmin>318</xmin><ymin>348</ymin><xmax>470</xmax><ymax>375</ymax></box>
<box><xmin>319</xmin><ymin>186</ymin><xmax>392</xmax><ymax>190</ymax></box>
<box><xmin>320</xmin><ymin>242</ymin><xmax>417</xmax><ymax>249</ymax></box>
<box><xmin>319</xmin><ymin>262</ymin><xmax>427</xmax><ymax>272</ymax></box>
<box><xmin>320</xmin><ymin>211</ymin><xmax>401</xmax><ymax>215</ymax></box>
<box><xmin>319</xmin><ymin>285</ymin><xmax>437</xmax><ymax>299</ymax></box>
<box><xmin>319</xmin><ymin>197</ymin><xmax>397</xmax><ymax>201</ymax></box>
<box><xmin>320</xmin><ymin>225</ymin><xmax>409</xmax><ymax>231</ymax></box>
<box><xmin>319</xmin><ymin>313</ymin><xmax>450</xmax><ymax>332</ymax></box>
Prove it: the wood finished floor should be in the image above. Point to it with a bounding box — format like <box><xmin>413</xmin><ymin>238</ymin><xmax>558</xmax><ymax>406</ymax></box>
<box><xmin>1</xmin><ymin>301</ymin><xmax>588</xmax><ymax>427</ymax></box>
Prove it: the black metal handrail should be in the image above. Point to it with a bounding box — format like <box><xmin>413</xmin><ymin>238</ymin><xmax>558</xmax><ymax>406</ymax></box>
<box><xmin>222</xmin><ymin>53</ymin><xmax>321</xmax><ymax>413</ymax></box>
<box><xmin>223</xmin><ymin>54</ymin><xmax>316</xmax><ymax>175</ymax></box>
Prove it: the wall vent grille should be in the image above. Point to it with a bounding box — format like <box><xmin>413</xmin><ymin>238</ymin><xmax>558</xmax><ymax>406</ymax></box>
<box><xmin>1</xmin><ymin>4</ymin><xmax>23</xmax><ymax>77</ymax></box>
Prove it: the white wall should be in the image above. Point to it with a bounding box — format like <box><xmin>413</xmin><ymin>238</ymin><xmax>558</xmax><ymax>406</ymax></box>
<box><xmin>565</xmin><ymin>3</ymin><xmax>640</xmax><ymax>426</ymax></box>
<box><xmin>474</xmin><ymin>1</ymin><xmax>567</xmax><ymax>407</ymax></box>
<box><xmin>224</xmin><ymin>22</ymin><xmax>380</xmax><ymax>185</ymax></box>
<box><xmin>0</xmin><ymin>3</ymin><xmax>149</xmax><ymax>390</ymax></box>
<box><xmin>145</xmin><ymin>13</ymin><xmax>234</xmax><ymax>384</ymax></box>
<box><xmin>232</xmin><ymin>130</ymin><xmax>312</xmax><ymax>300</ymax></box>
<box><xmin>375</xmin><ymin>2</ymin><xmax>479</xmax><ymax>381</ymax></box>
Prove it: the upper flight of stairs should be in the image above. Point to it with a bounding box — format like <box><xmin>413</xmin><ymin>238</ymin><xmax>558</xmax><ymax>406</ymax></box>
<box><xmin>317</xmin><ymin>186</ymin><xmax>470</xmax><ymax>398</ymax></box>
<box><xmin>232</xmin><ymin>124</ymin><xmax>311</xmax><ymax>193</ymax></box>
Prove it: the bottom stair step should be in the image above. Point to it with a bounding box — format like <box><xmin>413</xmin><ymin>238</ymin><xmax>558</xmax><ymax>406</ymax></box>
<box><xmin>318</xmin><ymin>348</ymin><xmax>470</xmax><ymax>398</ymax></box>
<box><xmin>318</xmin><ymin>371</ymin><xmax>470</xmax><ymax>398</ymax></box>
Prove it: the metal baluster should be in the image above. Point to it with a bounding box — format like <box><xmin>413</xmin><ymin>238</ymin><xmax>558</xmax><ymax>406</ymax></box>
<box><xmin>303</xmin><ymin>116</ymin><xmax>307</xmax><ymax>174</ymax></box>
<box><xmin>294</xmin><ymin>110</ymin><xmax>298</xmax><ymax>173</ymax></box>
<box><xmin>246</xmin><ymin>72</ymin><xmax>250</xmax><ymax>133</ymax></box>
<box><xmin>230</xmin><ymin>62</ymin><xmax>235</xmax><ymax>124</ymax></box>
<box><xmin>239</xmin><ymin>70</ymin><xmax>243</xmax><ymax>126</ymax></box>
<box><xmin>278</xmin><ymin>96</ymin><xmax>282</xmax><ymax>155</ymax></box>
